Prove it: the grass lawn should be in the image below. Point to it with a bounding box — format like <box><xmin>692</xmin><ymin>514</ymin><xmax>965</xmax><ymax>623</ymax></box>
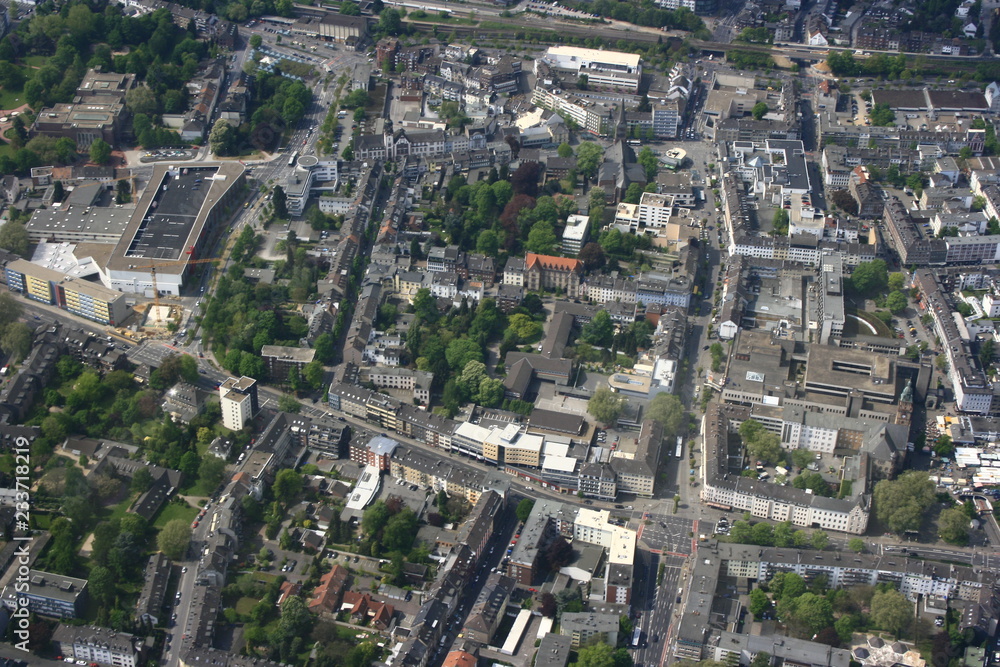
<box><xmin>252</xmin><ymin>572</ymin><xmax>279</xmax><ymax>584</ymax></box>
<box><xmin>0</xmin><ymin>87</ymin><xmax>23</xmax><ymax>112</ymax></box>
<box><xmin>104</xmin><ymin>491</ymin><xmax>139</xmax><ymax>523</ymax></box>
<box><xmin>235</xmin><ymin>596</ymin><xmax>259</xmax><ymax>615</ymax></box>
<box><xmin>22</xmin><ymin>55</ymin><xmax>47</xmax><ymax>67</ymax></box>
<box><xmin>153</xmin><ymin>499</ymin><xmax>199</xmax><ymax>529</ymax></box>
<box><xmin>185</xmin><ymin>476</ymin><xmax>220</xmax><ymax>498</ymax></box>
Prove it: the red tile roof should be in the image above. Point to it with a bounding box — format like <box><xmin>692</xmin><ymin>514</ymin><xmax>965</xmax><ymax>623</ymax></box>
<box><xmin>525</xmin><ymin>252</ymin><xmax>583</xmax><ymax>274</ymax></box>
<box><xmin>308</xmin><ymin>564</ymin><xmax>348</xmax><ymax>613</ymax></box>
<box><xmin>443</xmin><ymin>651</ymin><xmax>477</xmax><ymax>667</ymax></box>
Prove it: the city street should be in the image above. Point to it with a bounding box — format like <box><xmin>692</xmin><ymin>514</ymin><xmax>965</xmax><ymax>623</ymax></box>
<box><xmin>632</xmin><ymin>550</ymin><xmax>685</xmax><ymax>667</ymax></box>
<box><xmin>637</xmin><ymin>514</ymin><xmax>697</xmax><ymax>556</ymax></box>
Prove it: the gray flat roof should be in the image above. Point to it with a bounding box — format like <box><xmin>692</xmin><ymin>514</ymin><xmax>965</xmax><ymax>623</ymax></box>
<box><xmin>26</xmin><ymin>206</ymin><xmax>133</xmax><ymax>238</ymax></box>
<box><xmin>123</xmin><ymin>167</ymin><xmax>220</xmax><ymax>260</ymax></box>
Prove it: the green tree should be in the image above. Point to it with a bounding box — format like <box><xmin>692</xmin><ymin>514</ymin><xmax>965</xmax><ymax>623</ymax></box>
<box><xmin>739</xmin><ymin>420</ymin><xmax>783</xmax><ymax>465</ymax></box>
<box><xmin>709</xmin><ymin>342</ymin><xmax>726</xmax><ymax>372</ymax></box>
<box><xmin>580</xmin><ymin>310</ymin><xmax>614</xmax><ymax>347</ymax></box>
<box><xmin>476</xmin><ymin>229</ymin><xmax>499</xmax><ymax>256</ymax></box>
<box><xmin>938</xmin><ymin>507</ymin><xmax>969</xmax><ymax>545</ymax></box>
<box><xmin>752</xmin><ymin>101</ymin><xmax>769</xmax><ymax>120</ymax></box>
<box><xmin>873</xmin><ymin>471</ymin><xmax>935</xmax><ymax>534</ymax></box>
<box><xmin>377</xmin><ymin>8</ymin><xmax>402</xmax><ymax>35</ymax></box>
<box><xmin>791</xmin><ymin>593</ymin><xmax>834</xmax><ymax>634</ymax></box>
<box><xmin>934</xmin><ymin>434</ymin><xmax>955</xmax><ymax>458</ymax></box>
<box><xmin>516</xmin><ymin>498</ymin><xmax>535</xmax><ymax>523</ymax></box>
<box><xmin>588</xmin><ymin>386</ymin><xmax>625</xmax><ymax>424</ymax></box>
<box><xmin>0</xmin><ymin>220</ymin><xmax>29</xmax><ymax>256</ymax></box>
<box><xmin>458</xmin><ymin>360</ymin><xmax>487</xmax><ymax>399</ymax></box>
<box><xmin>273</xmin><ymin>469</ymin><xmax>304</xmax><ymax>506</ymax></box>
<box><xmin>624</xmin><ymin>182</ymin><xmax>644</xmax><ymax>204</ymax></box>
<box><xmin>575</xmin><ymin>642</ymin><xmax>614</xmax><ymax>667</ymax></box>
<box><xmin>576</xmin><ymin>142</ymin><xmax>603</xmax><ymax>181</ymax></box>
<box><xmin>526</xmin><ymin>220</ymin><xmax>557</xmax><ymax>253</ymax></box>
<box><xmin>382</xmin><ymin>508</ymin><xmax>418</xmax><ymax>552</ymax></box>
<box><xmin>277</xmin><ymin>394</ymin><xmax>301</xmax><ymax>413</ymax></box>
<box><xmin>749</xmin><ymin>588</ymin><xmax>771</xmax><ymax>617</ymax></box>
<box><xmin>772</xmin><ymin>208</ymin><xmax>789</xmax><ymax>236</ymax></box>
<box><xmin>362</xmin><ymin>501</ymin><xmax>391</xmax><ymax>537</ymax></box>
<box><xmin>250</xmin><ymin>33</ymin><xmax>262</xmax><ymax>48</ymax></box>
<box><xmin>869</xmin><ymin>588</ymin><xmax>911</xmax><ymax>637</ymax></box>
<box><xmin>869</xmin><ymin>103</ymin><xmax>896</xmax><ymax>126</ymax></box>
<box><xmin>646</xmin><ymin>393</ymin><xmax>686</xmax><ymax>437</ymax></box>
<box><xmin>507</xmin><ymin>313</ymin><xmax>542</xmax><ymax>342</ymax></box>
<box><xmin>198</xmin><ymin>457</ymin><xmax>227</xmax><ymax>490</ymax></box>
<box><xmin>557</xmin><ymin>142</ymin><xmax>574</xmax><ymax>158</ymax></box>
<box><xmin>750</xmin><ymin>652</ymin><xmax>772</xmax><ymax>667</ymax></box>
<box><xmin>88</xmin><ymin>138</ymin><xmax>111</xmax><ymax>165</ymax></box>
<box><xmin>849</xmin><ymin>259</ymin><xmax>889</xmax><ymax>296</ymax></box>
<box><xmin>272</xmin><ymin>185</ymin><xmax>288</xmax><ymax>219</ymax></box>
<box><xmin>886</xmin><ymin>290</ymin><xmax>908</xmax><ymax>314</ymax></box>
<box><xmin>811</xmin><ymin>530</ymin><xmax>829</xmax><ymax>550</ymax></box>
<box><xmin>157</xmin><ymin>519</ymin><xmax>192</xmax><ymax>559</ymax></box>
<box><xmin>445</xmin><ymin>338</ymin><xmax>483</xmax><ymax>371</ymax></box>
<box><xmin>209</xmin><ymin>119</ymin><xmax>236</xmax><ymax>156</ymax></box>
<box><xmin>637</xmin><ymin>147</ymin><xmax>659</xmax><ymax>181</ymax></box>
<box><xmin>888</xmin><ymin>272</ymin><xmax>906</xmax><ymax>292</ymax></box>
<box><xmin>1</xmin><ymin>322</ymin><xmax>31</xmax><ymax>362</ymax></box>
<box><xmin>751</xmin><ymin>522</ymin><xmax>774</xmax><ymax>546</ymax></box>
<box><xmin>790</xmin><ymin>448</ymin><xmax>813</xmax><ymax>470</ymax></box>
<box><xmin>848</xmin><ymin>537</ymin><xmax>865</xmax><ymax>553</ymax></box>
<box><xmin>980</xmin><ymin>338</ymin><xmax>994</xmax><ymax>367</ymax></box>
<box><xmin>131</xmin><ymin>467</ymin><xmax>154</xmax><ymax>494</ymax></box>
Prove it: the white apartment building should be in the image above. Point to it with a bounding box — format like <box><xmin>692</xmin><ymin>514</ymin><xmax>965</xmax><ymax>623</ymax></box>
<box><xmin>562</xmin><ymin>214</ymin><xmax>590</xmax><ymax>255</ymax></box>
<box><xmin>220</xmin><ymin>376</ymin><xmax>258</xmax><ymax>431</ymax></box>
<box><xmin>984</xmin><ymin>291</ymin><xmax>1000</xmax><ymax>317</ymax></box>
<box><xmin>54</xmin><ymin>626</ymin><xmax>142</xmax><ymax>667</ymax></box>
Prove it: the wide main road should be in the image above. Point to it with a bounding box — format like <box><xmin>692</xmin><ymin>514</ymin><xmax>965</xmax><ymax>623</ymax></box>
<box><xmin>633</xmin><ymin>551</ymin><xmax>685</xmax><ymax>667</ymax></box>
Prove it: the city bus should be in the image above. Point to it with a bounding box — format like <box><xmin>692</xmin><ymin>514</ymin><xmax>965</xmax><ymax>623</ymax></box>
<box><xmin>288</xmin><ymin>150</ymin><xmax>299</xmax><ymax>167</ymax></box>
<box><xmin>631</xmin><ymin>626</ymin><xmax>642</xmax><ymax>648</ymax></box>
<box><xmin>675</xmin><ymin>436</ymin><xmax>683</xmax><ymax>458</ymax></box>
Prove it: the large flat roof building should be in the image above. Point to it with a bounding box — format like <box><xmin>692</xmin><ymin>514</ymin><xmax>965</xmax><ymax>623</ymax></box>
<box><xmin>538</xmin><ymin>46</ymin><xmax>642</xmax><ymax>91</ymax></box>
<box><xmin>26</xmin><ymin>205</ymin><xmax>134</xmax><ymax>245</ymax></box>
<box><xmin>101</xmin><ymin>163</ymin><xmax>246</xmax><ymax>296</ymax></box>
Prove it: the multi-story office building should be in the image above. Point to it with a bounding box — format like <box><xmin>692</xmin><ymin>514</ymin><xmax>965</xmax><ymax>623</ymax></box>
<box><xmin>1</xmin><ymin>570</ymin><xmax>89</xmax><ymax>618</ymax></box>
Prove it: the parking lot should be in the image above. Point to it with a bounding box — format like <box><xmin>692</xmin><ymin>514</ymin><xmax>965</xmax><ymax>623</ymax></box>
<box><xmin>140</xmin><ymin>148</ymin><xmax>197</xmax><ymax>163</ymax></box>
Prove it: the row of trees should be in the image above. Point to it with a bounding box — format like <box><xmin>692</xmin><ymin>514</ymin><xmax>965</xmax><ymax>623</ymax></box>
<box><xmin>726</xmin><ymin>517</ymin><xmax>830</xmax><ymax>550</ymax></box>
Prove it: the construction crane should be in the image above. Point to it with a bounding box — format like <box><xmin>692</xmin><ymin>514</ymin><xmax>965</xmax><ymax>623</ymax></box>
<box><xmin>130</xmin><ymin>252</ymin><xmax>218</xmax><ymax>318</ymax></box>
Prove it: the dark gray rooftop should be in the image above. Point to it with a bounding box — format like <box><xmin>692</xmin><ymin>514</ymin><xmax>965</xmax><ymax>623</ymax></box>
<box><xmin>123</xmin><ymin>166</ymin><xmax>219</xmax><ymax>261</ymax></box>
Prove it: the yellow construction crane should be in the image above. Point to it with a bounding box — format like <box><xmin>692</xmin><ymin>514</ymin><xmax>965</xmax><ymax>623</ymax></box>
<box><xmin>130</xmin><ymin>255</ymin><xmax>218</xmax><ymax>316</ymax></box>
